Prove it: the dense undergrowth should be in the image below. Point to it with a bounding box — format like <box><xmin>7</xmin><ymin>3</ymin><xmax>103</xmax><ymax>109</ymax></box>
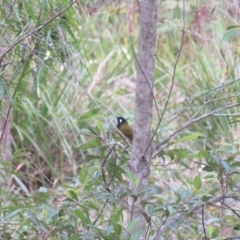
<box><xmin>1</xmin><ymin>0</ymin><xmax>240</xmax><ymax>239</ymax></box>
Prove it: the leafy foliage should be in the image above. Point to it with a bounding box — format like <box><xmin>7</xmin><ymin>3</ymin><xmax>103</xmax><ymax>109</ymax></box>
<box><xmin>1</xmin><ymin>0</ymin><xmax>240</xmax><ymax>239</ymax></box>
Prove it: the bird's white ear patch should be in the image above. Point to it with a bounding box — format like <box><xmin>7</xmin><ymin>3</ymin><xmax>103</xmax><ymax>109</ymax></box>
<box><xmin>119</xmin><ymin>118</ymin><xmax>123</xmax><ymax>123</ymax></box>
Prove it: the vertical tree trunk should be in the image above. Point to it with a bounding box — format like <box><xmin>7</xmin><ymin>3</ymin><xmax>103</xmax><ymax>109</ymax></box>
<box><xmin>130</xmin><ymin>0</ymin><xmax>158</xmax><ymax>236</ymax></box>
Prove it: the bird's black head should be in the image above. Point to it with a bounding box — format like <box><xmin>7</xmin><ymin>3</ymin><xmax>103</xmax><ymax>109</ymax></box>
<box><xmin>116</xmin><ymin>116</ymin><xmax>127</xmax><ymax>128</ymax></box>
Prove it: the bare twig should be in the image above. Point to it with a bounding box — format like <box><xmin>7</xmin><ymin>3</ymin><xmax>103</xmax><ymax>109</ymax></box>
<box><xmin>0</xmin><ymin>0</ymin><xmax>77</xmax><ymax>143</ymax></box>
<box><xmin>144</xmin><ymin>0</ymin><xmax>186</xmax><ymax>156</ymax></box>
<box><xmin>152</xmin><ymin>103</ymin><xmax>240</xmax><ymax>158</ymax></box>
<box><xmin>153</xmin><ymin>0</ymin><xmax>186</xmax><ymax>131</ymax></box>
<box><xmin>92</xmin><ymin>199</ymin><xmax>109</xmax><ymax>225</ymax></box>
<box><xmin>0</xmin><ymin>0</ymin><xmax>77</xmax><ymax>65</ymax></box>
<box><xmin>212</xmin><ymin>113</ymin><xmax>240</xmax><ymax>117</ymax></box>
<box><xmin>0</xmin><ymin>60</ymin><xmax>30</xmax><ymax>142</ymax></box>
<box><xmin>101</xmin><ymin>144</ymin><xmax>117</xmax><ymax>192</ymax></box>
<box><xmin>220</xmin><ymin>201</ymin><xmax>240</xmax><ymax>218</ymax></box>
<box><xmin>201</xmin><ymin>206</ymin><xmax>207</xmax><ymax>239</ymax></box>
<box><xmin>153</xmin><ymin>194</ymin><xmax>240</xmax><ymax>238</ymax></box>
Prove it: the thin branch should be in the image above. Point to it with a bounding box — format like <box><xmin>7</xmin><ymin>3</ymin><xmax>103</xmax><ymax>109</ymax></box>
<box><xmin>154</xmin><ymin>0</ymin><xmax>186</xmax><ymax>128</ymax></box>
<box><xmin>160</xmin><ymin>70</ymin><xmax>240</xmax><ymax>129</ymax></box>
<box><xmin>101</xmin><ymin>144</ymin><xmax>117</xmax><ymax>192</ymax></box>
<box><xmin>192</xmin><ymin>194</ymin><xmax>240</xmax><ymax>214</ymax></box>
<box><xmin>153</xmin><ymin>194</ymin><xmax>240</xmax><ymax>238</ymax></box>
<box><xmin>0</xmin><ymin>0</ymin><xmax>77</xmax><ymax>65</ymax></box>
<box><xmin>92</xmin><ymin>199</ymin><xmax>109</xmax><ymax>225</ymax></box>
<box><xmin>0</xmin><ymin>59</ymin><xmax>30</xmax><ymax>142</ymax></box>
<box><xmin>201</xmin><ymin>206</ymin><xmax>207</xmax><ymax>239</ymax></box>
<box><xmin>223</xmin><ymin>237</ymin><xmax>240</xmax><ymax>240</ymax></box>
<box><xmin>220</xmin><ymin>201</ymin><xmax>240</xmax><ymax>218</ymax></box>
<box><xmin>212</xmin><ymin>113</ymin><xmax>240</xmax><ymax>117</ymax></box>
<box><xmin>146</xmin><ymin>0</ymin><xmax>185</xmax><ymax>156</ymax></box>
<box><xmin>0</xmin><ymin>1</ymin><xmax>77</xmax><ymax>143</ymax></box>
<box><xmin>152</xmin><ymin>103</ymin><xmax>240</xmax><ymax>158</ymax></box>
<box><xmin>105</xmin><ymin>147</ymin><xmax>118</xmax><ymax>189</ymax></box>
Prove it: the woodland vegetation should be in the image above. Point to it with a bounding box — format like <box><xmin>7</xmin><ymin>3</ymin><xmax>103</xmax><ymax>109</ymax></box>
<box><xmin>1</xmin><ymin>0</ymin><xmax>240</xmax><ymax>239</ymax></box>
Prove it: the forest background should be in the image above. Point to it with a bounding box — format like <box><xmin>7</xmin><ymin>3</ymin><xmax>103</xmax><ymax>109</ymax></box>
<box><xmin>1</xmin><ymin>0</ymin><xmax>240</xmax><ymax>239</ymax></box>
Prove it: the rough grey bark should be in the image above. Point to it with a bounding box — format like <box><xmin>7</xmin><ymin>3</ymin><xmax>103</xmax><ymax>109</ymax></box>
<box><xmin>130</xmin><ymin>0</ymin><xmax>158</xmax><ymax>236</ymax></box>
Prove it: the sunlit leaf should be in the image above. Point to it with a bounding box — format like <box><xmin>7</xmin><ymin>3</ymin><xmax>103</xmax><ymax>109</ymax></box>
<box><xmin>126</xmin><ymin>219</ymin><xmax>139</xmax><ymax>232</ymax></box>
<box><xmin>74</xmin><ymin>209</ymin><xmax>88</xmax><ymax>226</ymax></box>
<box><xmin>222</xmin><ymin>25</ymin><xmax>240</xmax><ymax>42</ymax></box>
<box><xmin>177</xmin><ymin>133</ymin><xmax>203</xmax><ymax>142</ymax></box>
<box><xmin>194</xmin><ymin>176</ymin><xmax>202</xmax><ymax>191</ymax></box>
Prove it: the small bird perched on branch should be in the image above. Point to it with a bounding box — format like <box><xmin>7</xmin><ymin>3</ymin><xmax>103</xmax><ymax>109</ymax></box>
<box><xmin>116</xmin><ymin>116</ymin><xmax>133</xmax><ymax>143</ymax></box>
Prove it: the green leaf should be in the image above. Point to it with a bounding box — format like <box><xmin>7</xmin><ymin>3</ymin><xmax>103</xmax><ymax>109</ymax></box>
<box><xmin>79</xmin><ymin>164</ymin><xmax>88</xmax><ymax>183</ymax></box>
<box><xmin>125</xmin><ymin>170</ymin><xmax>140</xmax><ymax>188</ymax></box>
<box><xmin>177</xmin><ymin>133</ymin><xmax>202</xmax><ymax>143</ymax></box>
<box><xmin>230</xmin><ymin>161</ymin><xmax>240</xmax><ymax>167</ymax></box>
<box><xmin>0</xmin><ymin>77</ymin><xmax>13</xmax><ymax>103</ymax></box>
<box><xmin>106</xmin><ymin>225</ymin><xmax>114</xmax><ymax>235</ymax></box>
<box><xmin>229</xmin><ymin>117</ymin><xmax>240</xmax><ymax>124</ymax></box>
<box><xmin>74</xmin><ymin>209</ymin><xmax>88</xmax><ymax>225</ymax></box>
<box><xmin>181</xmin><ymin>189</ymin><xmax>192</xmax><ymax>200</ymax></box>
<box><xmin>27</xmin><ymin>211</ymin><xmax>47</xmax><ymax>232</ymax></box>
<box><xmin>113</xmin><ymin>222</ymin><xmax>122</xmax><ymax>235</ymax></box>
<box><xmin>138</xmin><ymin>186</ymin><xmax>162</xmax><ymax>196</ymax></box>
<box><xmin>86</xmin><ymin>155</ymin><xmax>101</xmax><ymax>161</ymax></box>
<box><xmin>189</xmin><ymin>150</ymin><xmax>210</xmax><ymax>158</ymax></box>
<box><xmin>20</xmin><ymin>44</ymin><xmax>28</xmax><ymax>60</ymax></box>
<box><xmin>202</xmin><ymin>195</ymin><xmax>212</xmax><ymax>202</ymax></box>
<box><xmin>130</xmin><ymin>230</ymin><xmax>142</xmax><ymax>240</ymax></box>
<box><xmin>81</xmin><ymin>109</ymin><xmax>102</xmax><ymax>121</ymax></box>
<box><xmin>194</xmin><ymin>176</ymin><xmax>202</xmax><ymax>191</ymax></box>
<box><xmin>211</xmin><ymin>153</ymin><xmax>221</xmax><ymax>164</ymax></box>
<box><xmin>234</xmin><ymin>224</ymin><xmax>240</xmax><ymax>230</ymax></box>
<box><xmin>202</xmin><ymin>165</ymin><xmax>215</xmax><ymax>172</ymax></box>
<box><xmin>13</xmin><ymin>6</ymin><xmax>21</xmax><ymax>21</ymax></box>
<box><xmin>226</xmin><ymin>156</ymin><xmax>235</xmax><ymax>163</ymax></box>
<box><xmin>222</xmin><ymin>26</ymin><xmax>240</xmax><ymax>42</ymax></box>
<box><xmin>166</xmin><ymin>149</ymin><xmax>190</xmax><ymax>160</ymax></box>
<box><xmin>80</xmin><ymin>141</ymin><xmax>99</xmax><ymax>150</ymax></box>
<box><xmin>68</xmin><ymin>190</ymin><xmax>78</xmax><ymax>200</ymax></box>
<box><xmin>167</xmin><ymin>206</ymin><xmax>174</xmax><ymax>215</ymax></box>
<box><xmin>146</xmin><ymin>205</ymin><xmax>155</xmax><ymax>216</ymax></box>
<box><xmin>2</xmin><ymin>209</ymin><xmax>21</xmax><ymax>223</ymax></box>
<box><xmin>71</xmin><ymin>234</ymin><xmax>81</xmax><ymax>240</ymax></box>
<box><xmin>85</xmin><ymin>201</ymin><xmax>99</xmax><ymax>211</ymax></box>
<box><xmin>227</xmin><ymin>25</ymin><xmax>240</xmax><ymax>30</ymax></box>
<box><xmin>126</xmin><ymin>219</ymin><xmax>139</xmax><ymax>232</ymax></box>
<box><xmin>220</xmin><ymin>160</ymin><xmax>231</xmax><ymax>173</ymax></box>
